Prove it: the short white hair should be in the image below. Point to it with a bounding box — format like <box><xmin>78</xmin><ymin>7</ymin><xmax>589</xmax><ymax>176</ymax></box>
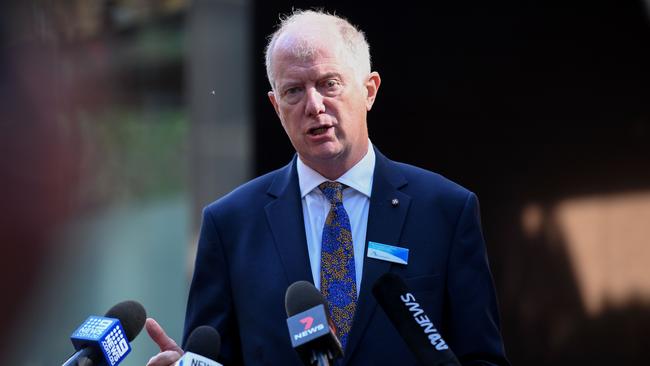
<box><xmin>264</xmin><ymin>9</ymin><xmax>372</xmax><ymax>90</ymax></box>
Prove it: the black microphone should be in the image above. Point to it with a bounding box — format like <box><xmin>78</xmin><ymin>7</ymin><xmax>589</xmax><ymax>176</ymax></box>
<box><xmin>372</xmin><ymin>273</ymin><xmax>461</xmax><ymax>366</ymax></box>
<box><xmin>173</xmin><ymin>325</ymin><xmax>223</xmax><ymax>365</ymax></box>
<box><xmin>285</xmin><ymin>281</ymin><xmax>343</xmax><ymax>366</ymax></box>
<box><xmin>62</xmin><ymin>300</ymin><xmax>147</xmax><ymax>366</ymax></box>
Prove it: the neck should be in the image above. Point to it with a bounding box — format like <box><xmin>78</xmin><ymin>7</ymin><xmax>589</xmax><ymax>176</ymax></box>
<box><xmin>312</xmin><ymin>163</ymin><xmax>351</xmax><ymax>181</ymax></box>
<box><xmin>300</xmin><ymin>143</ymin><xmax>369</xmax><ymax>181</ymax></box>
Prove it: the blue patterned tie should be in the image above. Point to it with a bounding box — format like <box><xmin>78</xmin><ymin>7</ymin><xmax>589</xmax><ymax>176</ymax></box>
<box><xmin>319</xmin><ymin>181</ymin><xmax>357</xmax><ymax>348</ymax></box>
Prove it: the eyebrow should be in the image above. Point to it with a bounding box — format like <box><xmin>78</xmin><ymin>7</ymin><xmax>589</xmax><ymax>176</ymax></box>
<box><xmin>277</xmin><ymin>72</ymin><xmax>344</xmax><ymax>91</ymax></box>
<box><xmin>319</xmin><ymin>72</ymin><xmax>343</xmax><ymax>81</ymax></box>
<box><xmin>276</xmin><ymin>79</ymin><xmax>301</xmax><ymax>90</ymax></box>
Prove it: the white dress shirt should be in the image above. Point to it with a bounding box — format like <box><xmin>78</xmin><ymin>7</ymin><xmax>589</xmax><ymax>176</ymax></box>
<box><xmin>296</xmin><ymin>142</ymin><xmax>375</xmax><ymax>295</ymax></box>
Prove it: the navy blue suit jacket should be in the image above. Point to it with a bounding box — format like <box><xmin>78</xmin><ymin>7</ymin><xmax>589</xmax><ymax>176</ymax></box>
<box><xmin>183</xmin><ymin>148</ymin><xmax>509</xmax><ymax>365</ymax></box>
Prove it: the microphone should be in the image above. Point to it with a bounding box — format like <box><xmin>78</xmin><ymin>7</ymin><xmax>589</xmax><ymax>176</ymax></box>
<box><xmin>62</xmin><ymin>300</ymin><xmax>146</xmax><ymax>366</ymax></box>
<box><xmin>285</xmin><ymin>281</ymin><xmax>343</xmax><ymax>366</ymax></box>
<box><xmin>173</xmin><ymin>325</ymin><xmax>223</xmax><ymax>366</ymax></box>
<box><xmin>372</xmin><ymin>273</ymin><xmax>461</xmax><ymax>366</ymax></box>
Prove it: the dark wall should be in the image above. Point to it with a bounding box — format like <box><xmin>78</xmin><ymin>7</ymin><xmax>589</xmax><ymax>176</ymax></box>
<box><xmin>253</xmin><ymin>1</ymin><xmax>650</xmax><ymax>364</ymax></box>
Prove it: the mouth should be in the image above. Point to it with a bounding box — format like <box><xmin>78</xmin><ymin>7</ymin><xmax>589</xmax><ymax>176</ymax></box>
<box><xmin>308</xmin><ymin>125</ymin><xmax>333</xmax><ymax>136</ymax></box>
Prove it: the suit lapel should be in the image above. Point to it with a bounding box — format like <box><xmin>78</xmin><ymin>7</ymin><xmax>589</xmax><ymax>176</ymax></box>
<box><xmin>264</xmin><ymin>156</ymin><xmax>313</xmax><ymax>287</ymax></box>
<box><xmin>343</xmin><ymin>148</ymin><xmax>411</xmax><ymax>364</ymax></box>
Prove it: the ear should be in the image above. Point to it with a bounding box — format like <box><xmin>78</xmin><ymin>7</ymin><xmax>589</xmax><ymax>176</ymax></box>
<box><xmin>364</xmin><ymin>72</ymin><xmax>381</xmax><ymax>111</ymax></box>
<box><xmin>268</xmin><ymin>90</ymin><xmax>281</xmax><ymax>117</ymax></box>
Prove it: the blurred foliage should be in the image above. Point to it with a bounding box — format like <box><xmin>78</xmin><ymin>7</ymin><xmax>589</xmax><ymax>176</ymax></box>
<box><xmin>75</xmin><ymin>106</ymin><xmax>188</xmax><ymax>205</ymax></box>
<box><xmin>126</xmin><ymin>26</ymin><xmax>185</xmax><ymax>65</ymax></box>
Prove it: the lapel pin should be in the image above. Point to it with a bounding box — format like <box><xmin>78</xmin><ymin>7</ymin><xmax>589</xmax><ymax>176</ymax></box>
<box><xmin>391</xmin><ymin>198</ymin><xmax>399</xmax><ymax>207</ymax></box>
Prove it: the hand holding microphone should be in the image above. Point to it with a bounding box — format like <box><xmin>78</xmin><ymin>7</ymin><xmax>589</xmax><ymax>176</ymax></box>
<box><xmin>146</xmin><ymin>320</ymin><xmax>223</xmax><ymax>366</ymax></box>
<box><xmin>145</xmin><ymin>318</ymin><xmax>184</xmax><ymax>366</ymax></box>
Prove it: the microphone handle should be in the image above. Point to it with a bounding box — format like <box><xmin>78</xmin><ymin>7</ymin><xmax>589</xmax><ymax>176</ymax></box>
<box><xmin>311</xmin><ymin>350</ymin><xmax>331</xmax><ymax>366</ymax></box>
<box><xmin>62</xmin><ymin>348</ymin><xmax>94</xmax><ymax>366</ymax></box>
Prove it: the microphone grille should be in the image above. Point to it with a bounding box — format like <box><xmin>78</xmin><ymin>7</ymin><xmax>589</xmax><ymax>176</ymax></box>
<box><xmin>285</xmin><ymin>280</ymin><xmax>328</xmax><ymax>317</ymax></box>
<box><xmin>185</xmin><ymin>325</ymin><xmax>221</xmax><ymax>361</ymax></box>
<box><xmin>104</xmin><ymin>300</ymin><xmax>147</xmax><ymax>341</ymax></box>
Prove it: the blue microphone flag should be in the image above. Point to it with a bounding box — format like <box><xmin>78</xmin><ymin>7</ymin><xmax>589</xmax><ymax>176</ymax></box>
<box><xmin>286</xmin><ymin>304</ymin><xmax>331</xmax><ymax>348</ymax></box>
<box><xmin>71</xmin><ymin>316</ymin><xmax>131</xmax><ymax>366</ymax></box>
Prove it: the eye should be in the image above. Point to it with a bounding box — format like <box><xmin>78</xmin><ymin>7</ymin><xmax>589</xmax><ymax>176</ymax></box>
<box><xmin>281</xmin><ymin>86</ymin><xmax>304</xmax><ymax>104</ymax></box>
<box><xmin>321</xmin><ymin>79</ymin><xmax>342</xmax><ymax>95</ymax></box>
<box><xmin>284</xmin><ymin>86</ymin><xmax>303</xmax><ymax>96</ymax></box>
<box><xmin>325</xmin><ymin>79</ymin><xmax>340</xmax><ymax>89</ymax></box>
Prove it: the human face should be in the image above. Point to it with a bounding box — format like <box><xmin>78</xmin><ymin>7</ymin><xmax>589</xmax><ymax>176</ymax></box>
<box><xmin>268</xmin><ymin>36</ymin><xmax>380</xmax><ymax>179</ymax></box>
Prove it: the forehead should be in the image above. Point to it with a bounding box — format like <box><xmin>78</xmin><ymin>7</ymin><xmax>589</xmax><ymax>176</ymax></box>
<box><xmin>272</xmin><ymin>36</ymin><xmax>352</xmax><ymax>83</ymax></box>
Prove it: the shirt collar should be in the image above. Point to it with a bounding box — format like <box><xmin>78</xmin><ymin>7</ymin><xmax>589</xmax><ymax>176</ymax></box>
<box><xmin>297</xmin><ymin>141</ymin><xmax>375</xmax><ymax>199</ymax></box>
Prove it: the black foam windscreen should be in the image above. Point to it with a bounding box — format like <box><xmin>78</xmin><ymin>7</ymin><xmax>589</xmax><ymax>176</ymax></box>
<box><xmin>104</xmin><ymin>300</ymin><xmax>146</xmax><ymax>342</ymax></box>
<box><xmin>372</xmin><ymin>273</ymin><xmax>460</xmax><ymax>366</ymax></box>
<box><xmin>285</xmin><ymin>280</ymin><xmax>328</xmax><ymax>317</ymax></box>
<box><xmin>185</xmin><ymin>325</ymin><xmax>221</xmax><ymax>361</ymax></box>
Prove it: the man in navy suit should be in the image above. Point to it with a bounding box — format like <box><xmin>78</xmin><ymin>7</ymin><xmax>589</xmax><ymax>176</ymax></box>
<box><xmin>146</xmin><ymin>9</ymin><xmax>509</xmax><ymax>366</ymax></box>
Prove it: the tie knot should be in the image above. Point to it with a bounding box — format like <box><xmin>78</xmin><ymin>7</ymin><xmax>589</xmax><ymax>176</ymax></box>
<box><xmin>318</xmin><ymin>181</ymin><xmax>344</xmax><ymax>205</ymax></box>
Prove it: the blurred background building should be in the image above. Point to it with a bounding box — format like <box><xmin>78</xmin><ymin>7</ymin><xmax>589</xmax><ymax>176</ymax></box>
<box><xmin>1</xmin><ymin>0</ymin><xmax>648</xmax><ymax>365</ymax></box>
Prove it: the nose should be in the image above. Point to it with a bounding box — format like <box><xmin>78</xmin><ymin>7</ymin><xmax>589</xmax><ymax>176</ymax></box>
<box><xmin>304</xmin><ymin>87</ymin><xmax>325</xmax><ymax>116</ymax></box>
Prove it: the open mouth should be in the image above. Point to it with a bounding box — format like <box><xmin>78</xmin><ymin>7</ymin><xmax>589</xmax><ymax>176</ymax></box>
<box><xmin>308</xmin><ymin>126</ymin><xmax>332</xmax><ymax>135</ymax></box>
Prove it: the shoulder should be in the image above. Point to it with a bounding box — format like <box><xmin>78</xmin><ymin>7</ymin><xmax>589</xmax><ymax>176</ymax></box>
<box><xmin>374</xmin><ymin>146</ymin><xmax>474</xmax><ymax>203</ymax></box>
<box><xmin>394</xmin><ymin>161</ymin><xmax>472</xmax><ymax>199</ymax></box>
<box><xmin>387</xmin><ymin>159</ymin><xmax>482</xmax><ymax>230</ymax></box>
<box><xmin>374</xmin><ymin>146</ymin><xmax>472</xmax><ymax>198</ymax></box>
<box><xmin>203</xmin><ymin>162</ymin><xmax>289</xmax><ymax>217</ymax></box>
<box><xmin>378</xmin><ymin>154</ymin><xmax>478</xmax><ymax>220</ymax></box>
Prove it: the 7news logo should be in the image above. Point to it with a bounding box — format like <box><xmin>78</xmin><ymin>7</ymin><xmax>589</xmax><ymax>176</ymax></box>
<box><xmin>294</xmin><ymin>316</ymin><xmax>325</xmax><ymax>341</ymax></box>
<box><xmin>287</xmin><ymin>304</ymin><xmax>330</xmax><ymax>347</ymax></box>
<box><xmin>299</xmin><ymin>316</ymin><xmax>314</xmax><ymax>330</ymax></box>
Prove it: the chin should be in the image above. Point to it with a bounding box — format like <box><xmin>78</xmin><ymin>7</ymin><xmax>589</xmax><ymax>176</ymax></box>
<box><xmin>304</xmin><ymin>145</ymin><xmax>344</xmax><ymax>162</ymax></box>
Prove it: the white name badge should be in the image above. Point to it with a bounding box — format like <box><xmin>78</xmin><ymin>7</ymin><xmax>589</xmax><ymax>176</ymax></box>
<box><xmin>367</xmin><ymin>241</ymin><xmax>409</xmax><ymax>265</ymax></box>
